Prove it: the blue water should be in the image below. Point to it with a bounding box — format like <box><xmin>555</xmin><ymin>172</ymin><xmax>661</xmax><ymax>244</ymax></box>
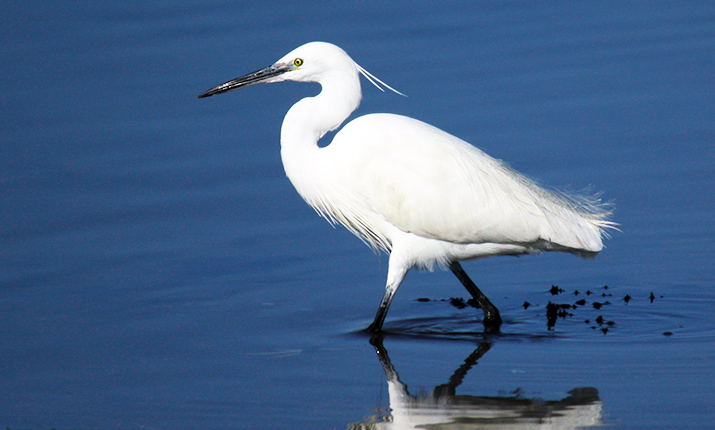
<box><xmin>2</xmin><ymin>1</ymin><xmax>714</xmax><ymax>429</ymax></box>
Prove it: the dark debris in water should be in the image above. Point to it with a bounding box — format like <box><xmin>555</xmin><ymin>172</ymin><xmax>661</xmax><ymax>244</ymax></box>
<box><xmin>549</xmin><ymin>285</ymin><xmax>565</xmax><ymax>295</ymax></box>
<box><xmin>538</xmin><ymin>284</ymin><xmax>661</xmax><ymax>334</ymax></box>
<box><xmin>592</xmin><ymin>301</ymin><xmax>611</xmax><ymax>310</ymax></box>
<box><xmin>416</xmin><ymin>297</ymin><xmax>481</xmax><ymax>309</ymax></box>
<box><xmin>450</xmin><ymin>297</ymin><xmax>468</xmax><ymax>309</ymax></box>
<box><xmin>545</xmin><ymin>301</ymin><xmax>573</xmax><ymax>328</ymax></box>
<box><xmin>416</xmin><ymin>285</ymin><xmax>664</xmax><ymax>336</ymax></box>
<box><xmin>649</xmin><ymin>292</ymin><xmax>665</xmax><ymax>303</ymax></box>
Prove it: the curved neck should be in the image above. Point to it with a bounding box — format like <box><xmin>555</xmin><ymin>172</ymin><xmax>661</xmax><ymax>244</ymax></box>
<box><xmin>280</xmin><ymin>74</ymin><xmax>361</xmax><ymax>148</ymax></box>
<box><xmin>280</xmin><ymin>72</ymin><xmax>361</xmax><ymax>183</ymax></box>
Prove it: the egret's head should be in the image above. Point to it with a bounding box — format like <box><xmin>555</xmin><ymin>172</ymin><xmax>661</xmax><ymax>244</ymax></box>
<box><xmin>198</xmin><ymin>42</ymin><xmax>356</xmax><ymax>98</ymax></box>
<box><xmin>273</xmin><ymin>42</ymin><xmax>357</xmax><ymax>83</ymax></box>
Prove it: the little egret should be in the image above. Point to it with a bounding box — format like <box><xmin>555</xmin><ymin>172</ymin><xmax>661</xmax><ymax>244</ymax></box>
<box><xmin>199</xmin><ymin>41</ymin><xmax>615</xmax><ymax>333</ymax></box>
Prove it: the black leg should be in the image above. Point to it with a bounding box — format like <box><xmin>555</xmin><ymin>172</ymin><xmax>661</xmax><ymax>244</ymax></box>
<box><xmin>366</xmin><ymin>285</ymin><xmax>397</xmax><ymax>333</ymax></box>
<box><xmin>449</xmin><ymin>262</ymin><xmax>502</xmax><ymax>332</ymax></box>
<box><xmin>366</xmin><ymin>259</ymin><xmax>409</xmax><ymax>333</ymax></box>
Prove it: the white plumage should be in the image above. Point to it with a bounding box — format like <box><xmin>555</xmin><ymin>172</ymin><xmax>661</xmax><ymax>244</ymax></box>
<box><xmin>199</xmin><ymin>41</ymin><xmax>616</xmax><ymax>332</ymax></box>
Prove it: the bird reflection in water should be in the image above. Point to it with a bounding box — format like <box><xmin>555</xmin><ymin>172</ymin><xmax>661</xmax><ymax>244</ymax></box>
<box><xmin>348</xmin><ymin>336</ymin><xmax>602</xmax><ymax>429</ymax></box>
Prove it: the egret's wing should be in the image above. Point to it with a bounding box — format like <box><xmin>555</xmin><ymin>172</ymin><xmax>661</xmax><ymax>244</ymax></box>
<box><xmin>332</xmin><ymin>114</ymin><xmax>608</xmax><ymax>252</ymax></box>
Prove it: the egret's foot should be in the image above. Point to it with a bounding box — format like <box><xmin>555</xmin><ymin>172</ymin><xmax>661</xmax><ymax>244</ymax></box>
<box><xmin>482</xmin><ymin>307</ymin><xmax>503</xmax><ymax>333</ymax></box>
<box><xmin>483</xmin><ymin>320</ymin><xmax>502</xmax><ymax>333</ymax></box>
<box><xmin>365</xmin><ymin>322</ymin><xmax>383</xmax><ymax>334</ymax></box>
<box><xmin>368</xmin><ymin>332</ymin><xmax>385</xmax><ymax>347</ymax></box>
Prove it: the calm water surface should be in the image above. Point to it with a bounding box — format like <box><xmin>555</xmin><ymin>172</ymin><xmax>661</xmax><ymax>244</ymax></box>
<box><xmin>2</xmin><ymin>1</ymin><xmax>714</xmax><ymax>429</ymax></box>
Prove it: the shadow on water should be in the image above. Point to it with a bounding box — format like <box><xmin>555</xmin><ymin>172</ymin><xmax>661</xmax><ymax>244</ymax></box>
<box><xmin>348</xmin><ymin>334</ymin><xmax>602</xmax><ymax>430</ymax></box>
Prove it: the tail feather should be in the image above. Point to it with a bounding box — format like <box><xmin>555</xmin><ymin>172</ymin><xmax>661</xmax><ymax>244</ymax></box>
<box><xmin>517</xmin><ymin>174</ymin><xmax>618</xmax><ymax>253</ymax></box>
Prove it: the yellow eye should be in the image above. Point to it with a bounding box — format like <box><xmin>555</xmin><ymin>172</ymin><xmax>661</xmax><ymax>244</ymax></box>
<box><xmin>293</xmin><ymin>58</ymin><xmax>303</xmax><ymax>67</ymax></box>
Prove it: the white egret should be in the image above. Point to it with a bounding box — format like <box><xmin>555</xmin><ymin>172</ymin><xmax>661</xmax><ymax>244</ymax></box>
<box><xmin>199</xmin><ymin>41</ymin><xmax>615</xmax><ymax>333</ymax></box>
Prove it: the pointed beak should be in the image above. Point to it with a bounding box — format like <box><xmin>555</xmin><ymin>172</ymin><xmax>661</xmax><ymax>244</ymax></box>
<box><xmin>198</xmin><ymin>63</ymin><xmax>291</xmax><ymax>98</ymax></box>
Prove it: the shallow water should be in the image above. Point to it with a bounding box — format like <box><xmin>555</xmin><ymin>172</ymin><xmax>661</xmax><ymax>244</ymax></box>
<box><xmin>2</xmin><ymin>1</ymin><xmax>714</xmax><ymax>429</ymax></box>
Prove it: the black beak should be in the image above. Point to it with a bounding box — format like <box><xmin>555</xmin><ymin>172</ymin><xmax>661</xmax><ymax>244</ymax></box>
<box><xmin>198</xmin><ymin>64</ymin><xmax>291</xmax><ymax>98</ymax></box>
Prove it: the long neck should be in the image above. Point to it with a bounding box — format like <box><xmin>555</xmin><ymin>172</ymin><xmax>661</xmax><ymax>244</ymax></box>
<box><xmin>279</xmin><ymin>72</ymin><xmax>361</xmax><ymax>198</ymax></box>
